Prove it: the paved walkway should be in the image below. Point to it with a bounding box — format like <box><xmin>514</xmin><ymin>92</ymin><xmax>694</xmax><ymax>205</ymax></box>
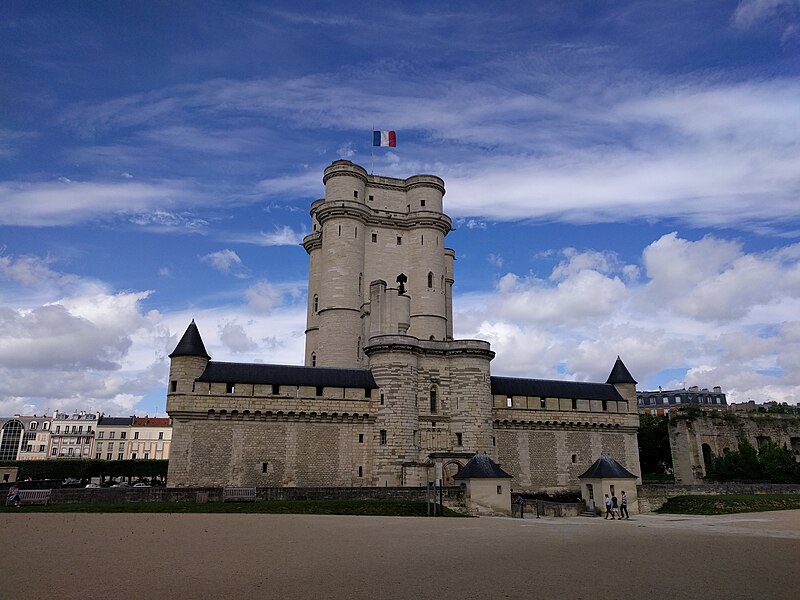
<box><xmin>3</xmin><ymin>510</ymin><xmax>798</xmax><ymax>599</ymax></box>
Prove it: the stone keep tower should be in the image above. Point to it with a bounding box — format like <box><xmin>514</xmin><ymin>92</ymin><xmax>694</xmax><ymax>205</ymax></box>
<box><xmin>303</xmin><ymin>160</ymin><xmax>495</xmax><ymax>485</ymax></box>
<box><xmin>303</xmin><ymin>160</ymin><xmax>455</xmax><ymax>369</ymax></box>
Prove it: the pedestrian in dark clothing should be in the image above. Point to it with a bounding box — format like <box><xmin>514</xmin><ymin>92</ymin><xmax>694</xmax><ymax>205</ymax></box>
<box><xmin>604</xmin><ymin>494</ymin><xmax>613</xmax><ymax>519</ymax></box>
<box><xmin>620</xmin><ymin>491</ymin><xmax>630</xmax><ymax>519</ymax></box>
<box><xmin>515</xmin><ymin>494</ymin><xmax>526</xmax><ymax>518</ymax></box>
<box><xmin>611</xmin><ymin>494</ymin><xmax>619</xmax><ymax>519</ymax></box>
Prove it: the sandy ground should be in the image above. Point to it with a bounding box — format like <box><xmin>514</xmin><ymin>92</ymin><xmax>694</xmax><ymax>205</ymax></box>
<box><xmin>2</xmin><ymin>510</ymin><xmax>799</xmax><ymax>600</ymax></box>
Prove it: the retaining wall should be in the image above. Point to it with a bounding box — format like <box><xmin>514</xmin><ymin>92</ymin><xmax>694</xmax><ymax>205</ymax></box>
<box><xmin>637</xmin><ymin>482</ymin><xmax>800</xmax><ymax>512</ymax></box>
<box><xmin>4</xmin><ymin>485</ymin><xmax>466</xmax><ymax>508</ymax></box>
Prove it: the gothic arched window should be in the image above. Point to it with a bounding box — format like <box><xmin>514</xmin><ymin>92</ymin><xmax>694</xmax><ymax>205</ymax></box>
<box><xmin>427</xmin><ymin>272</ymin><xmax>433</xmax><ymax>289</ymax></box>
<box><xmin>313</xmin><ymin>294</ymin><xmax>318</xmax><ymax>313</ymax></box>
<box><xmin>430</xmin><ymin>386</ymin><xmax>438</xmax><ymax>413</ymax></box>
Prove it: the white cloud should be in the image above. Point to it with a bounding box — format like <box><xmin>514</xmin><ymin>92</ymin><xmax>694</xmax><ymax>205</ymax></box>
<box><xmin>244</xmin><ymin>280</ymin><xmax>283</xmax><ymax>313</ymax></box>
<box><xmin>455</xmin><ymin>234</ymin><xmax>800</xmax><ymax>405</ymax></box>
<box><xmin>200</xmin><ymin>249</ymin><xmax>247</xmax><ymax>277</ymax></box>
<box><xmin>0</xmin><ymin>251</ymin><xmax>307</xmax><ymax>416</ymax></box>
<box><xmin>219</xmin><ymin>321</ymin><xmax>259</xmax><ymax>353</ymax></box>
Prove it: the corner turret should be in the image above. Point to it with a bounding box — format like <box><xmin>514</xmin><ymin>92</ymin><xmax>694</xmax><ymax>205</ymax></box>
<box><xmin>169</xmin><ymin>319</ymin><xmax>210</xmax><ymax>359</ymax></box>
<box><xmin>606</xmin><ymin>356</ymin><xmax>637</xmax><ymax>412</ymax></box>
<box><xmin>167</xmin><ymin>320</ymin><xmax>210</xmax><ymax>395</ymax></box>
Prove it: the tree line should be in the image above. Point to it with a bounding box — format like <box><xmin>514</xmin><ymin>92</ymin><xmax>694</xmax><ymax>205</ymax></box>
<box><xmin>1</xmin><ymin>459</ymin><xmax>168</xmax><ymax>482</ymax></box>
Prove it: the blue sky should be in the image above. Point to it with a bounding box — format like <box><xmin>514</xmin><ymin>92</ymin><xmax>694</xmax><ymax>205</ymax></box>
<box><xmin>2</xmin><ymin>0</ymin><xmax>799</xmax><ymax>417</ymax></box>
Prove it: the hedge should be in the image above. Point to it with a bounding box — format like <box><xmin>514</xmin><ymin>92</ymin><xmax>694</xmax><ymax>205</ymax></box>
<box><xmin>0</xmin><ymin>459</ymin><xmax>168</xmax><ymax>481</ymax></box>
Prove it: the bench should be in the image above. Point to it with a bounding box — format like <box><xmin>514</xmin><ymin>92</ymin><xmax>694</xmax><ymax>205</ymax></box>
<box><xmin>5</xmin><ymin>489</ymin><xmax>51</xmax><ymax>506</ymax></box>
<box><xmin>223</xmin><ymin>487</ymin><xmax>257</xmax><ymax>502</ymax></box>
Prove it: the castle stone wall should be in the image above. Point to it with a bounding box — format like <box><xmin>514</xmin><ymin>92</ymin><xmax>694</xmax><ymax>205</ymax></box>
<box><xmin>494</xmin><ymin>407</ymin><xmax>640</xmax><ymax>493</ymax></box>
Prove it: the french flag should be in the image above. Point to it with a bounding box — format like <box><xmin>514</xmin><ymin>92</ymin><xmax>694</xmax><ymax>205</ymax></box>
<box><xmin>373</xmin><ymin>130</ymin><xmax>396</xmax><ymax>147</ymax></box>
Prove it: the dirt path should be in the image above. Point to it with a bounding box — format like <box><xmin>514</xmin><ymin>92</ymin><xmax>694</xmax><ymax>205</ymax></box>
<box><xmin>2</xmin><ymin>510</ymin><xmax>798</xmax><ymax>599</ymax></box>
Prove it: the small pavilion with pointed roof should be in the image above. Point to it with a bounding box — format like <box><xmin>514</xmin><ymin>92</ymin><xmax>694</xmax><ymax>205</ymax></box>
<box><xmin>453</xmin><ymin>453</ymin><xmax>513</xmax><ymax>516</ymax></box>
<box><xmin>578</xmin><ymin>453</ymin><xmax>639</xmax><ymax>516</ymax></box>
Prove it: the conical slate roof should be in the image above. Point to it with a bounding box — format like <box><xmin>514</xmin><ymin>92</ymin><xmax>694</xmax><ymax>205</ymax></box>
<box><xmin>168</xmin><ymin>320</ymin><xmax>210</xmax><ymax>359</ymax></box>
<box><xmin>453</xmin><ymin>453</ymin><xmax>512</xmax><ymax>479</ymax></box>
<box><xmin>578</xmin><ymin>453</ymin><xmax>637</xmax><ymax>479</ymax></box>
<box><xmin>606</xmin><ymin>356</ymin><xmax>637</xmax><ymax>385</ymax></box>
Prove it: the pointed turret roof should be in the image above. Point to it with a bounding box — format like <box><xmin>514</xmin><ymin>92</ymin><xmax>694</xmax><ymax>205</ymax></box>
<box><xmin>578</xmin><ymin>453</ymin><xmax>638</xmax><ymax>479</ymax></box>
<box><xmin>606</xmin><ymin>356</ymin><xmax>637</xmax><ymax>385</ymax></box>
<box><xmin>168</xmin><ymin>320</ymin><xmax>210</xmax><ymax>359</ymax></box>
<box><xmin>453</xmin><ymin>453</ymin><xmax>512</xmax><ymax>479</ymax></box>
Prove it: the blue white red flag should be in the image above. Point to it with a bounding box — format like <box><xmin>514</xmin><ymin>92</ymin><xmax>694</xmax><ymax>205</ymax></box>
<box><xmin>373</xmin><ymin>130</ymin><xmax>396</xmax><ymax>147</ymax></box>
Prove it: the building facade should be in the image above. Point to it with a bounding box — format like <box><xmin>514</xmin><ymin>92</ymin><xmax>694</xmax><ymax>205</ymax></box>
<box><xmin>0</xmin><ymin>416</ymin><xmax>52</xmax><ymax>461</ymax></box>
<box><xmin>637</xmin><ymin>386</ymin><xmax>728</xmax><ymax>415</ymax></box>
<box><xmin>95</xmin><ymin>417</ymin><xmax>132</xmax><ymax>461</ymax></box>
<box><xmin>127</xmin><ymin>417</ymin><xmax>172</xmax><ymax>460</ymax></box>
<box><xmin>166</xmin><ymin>161</ymin><xmax>641</xmax><ymax>492</ymax></box>
<box><xmin>48</xmin><ymin>411</ymin><xmax>98</xmax><ymax>459</ymax></box>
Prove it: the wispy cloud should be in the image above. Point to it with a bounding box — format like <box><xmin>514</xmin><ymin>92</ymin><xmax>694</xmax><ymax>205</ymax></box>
<box><xmin>52</xmin><ymin>68</ymin><xmax>800</xmax><ymax>232</ymax></box>
<box><xmin>732</xmin><ymin>0</ymin><xmax>800</xmax><ymax>28</ymax></box>
<box><xmin>227</xmin><ymin>225</ymin><xmax>306</xmax><ymax>246</ymax></box>
<box><xmin>0</xmin><ymin>179</ymin><xmax>207</xmax><ymax>227</ymax></box>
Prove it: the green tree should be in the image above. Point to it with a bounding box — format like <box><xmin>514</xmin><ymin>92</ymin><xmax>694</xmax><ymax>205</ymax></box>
<box><xmin>706</xmin><ymin>439</ymin><xmax>800</xmax><ymax>483</ymax></box>
<box><xmin>638</xmin><ymin>414</ymin><xmax>673</xmax><ymax>474</ymax></box>
<box><xmin>758</xmin><ymin>442</ymin><xmax>800</xmax><ymax>483</ymax></box>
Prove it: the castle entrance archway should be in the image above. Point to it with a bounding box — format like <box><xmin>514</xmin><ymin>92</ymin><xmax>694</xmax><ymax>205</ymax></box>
<box><xmin>442</xmin><ymin>460</ymin><xmax>462</xmax><ymax>485</ymax></box>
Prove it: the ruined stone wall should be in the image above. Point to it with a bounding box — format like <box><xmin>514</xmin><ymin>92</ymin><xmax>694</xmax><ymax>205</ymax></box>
<box><xmin>669</xmin><ymin>412</ymin><xmax>800</xmax><ymax>483</ymax></box>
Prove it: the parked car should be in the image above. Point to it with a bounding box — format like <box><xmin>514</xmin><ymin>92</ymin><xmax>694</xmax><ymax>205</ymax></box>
<box><xmin>85</xmin><ymin>483</ymin><xmax>100</xmax><ymax>488</ymax></box>
<box><xmin>112</xmin><ymin>482</ymin><xmax>130</xmax><ymax>487</ymax></box>
<box><xmin>133</xmin><ymin>483</ymin><xmax>149</xmax><ymax>487</ymax></box>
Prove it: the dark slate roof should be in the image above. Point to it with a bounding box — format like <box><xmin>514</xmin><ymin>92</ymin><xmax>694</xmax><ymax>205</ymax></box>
<box><xmin>491</xmin><ymin>376</ymin><xmax>624</xmax><ymax>401</ymax></box>
<box><xmin>606</xmin><ymin>356</ymin><xmax>637</xmax><ymax>385</ymax></box>
<box><xmin>98</xmin><ymin>417</ymin><xmax>132</xmax><ymax>426</ymax></box>
<box><xmin>578</xmin><ymin>454</ymin><xmax>638</xmax><ymax>479</ymax></box>
<box><xmin>453</xmin><ymin>453</ymin><xmax>512</xmax><ymax>479</ymax></box>
<box><xmin>196</xmin><ymin>362</ymin><xmax>379</xmax><ymax>388</ymax></box>
<box><xmin>169</xmin><ymin>320</ymin><xmax>210</xmax><ymax>359</ymax></box>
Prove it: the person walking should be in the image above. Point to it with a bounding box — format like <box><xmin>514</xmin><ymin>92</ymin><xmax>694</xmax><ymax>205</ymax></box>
<box><xmin>620</xmin><ymin>491</ymin><xmax>630</xmax><ymax>519</ymax></box>
<box><xmin>515</xmin><ymin>494</ymin><xmax>526</xmax><ymax>518</ymax></box>
<box><xmin>604</xmin><ymin>494</ymin><xmax>613</xmax><ymax>519</ymax></box>
<box><xmin>6</xmin><ymin>484</ymin><xmax>21</xmax><ymax>507</ymax></box>
<box><xmin>611</xmin><ymin>493</ymin><xmax>619</xmax><ymax>520</ymax></box>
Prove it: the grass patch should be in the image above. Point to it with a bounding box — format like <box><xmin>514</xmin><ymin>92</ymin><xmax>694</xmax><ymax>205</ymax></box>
<box><xmin>0</xmin><ymin>499</ymin><xmax>466</xmax><ymax>517</ymax></box>
<box><xmin>656</xmin><ymin>494</ymin><xmax>800</xmax><ymax>515</ymax></box>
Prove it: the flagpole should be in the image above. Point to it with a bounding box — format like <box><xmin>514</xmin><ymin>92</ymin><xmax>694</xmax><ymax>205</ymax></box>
<box><xmin>371</xmin><ymin>127</ymin><xmax>374</xmax><ymax>174</ymax></box>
